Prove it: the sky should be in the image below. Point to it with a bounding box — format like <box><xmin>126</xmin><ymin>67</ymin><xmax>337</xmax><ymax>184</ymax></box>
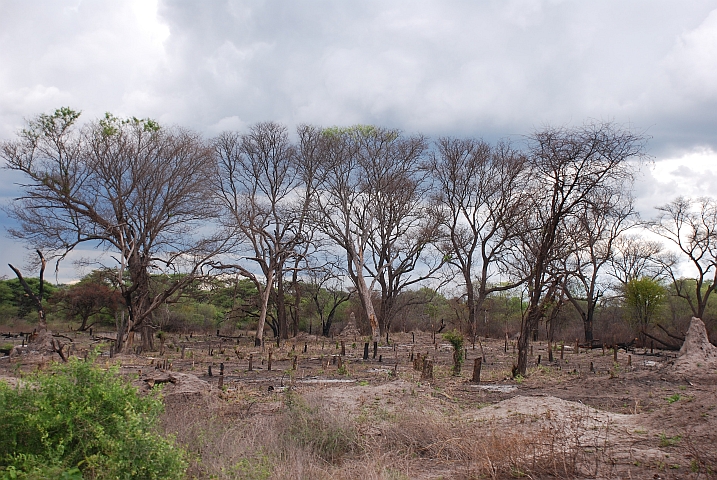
<box><xmin>1</xmin><ymin>0</ymin><xmax>717</xmax><ymax>283</ymax></box>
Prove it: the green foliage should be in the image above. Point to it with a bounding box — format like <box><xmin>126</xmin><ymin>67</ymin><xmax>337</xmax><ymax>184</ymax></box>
<box><xmin>658</xmin><ymin>433</ymin><xmax>682</xmax><ymax>447</ymax></box>
<box><xmin>624</xmin><ymin>277</ymin><xmax>666</xmax><ymax>329</ymax></box>
<box><xmin>0</xmin><ymin>357</ymin><xmax>187</xmax><ymax>479</ymax></box>
<box><xmin>23</xmin><ymin>107</ymin><xmax>81</xmax><ymax>141</ymax></box>
<box><xmin>0</xmin><ymin>278</ymin><xmax>58</xmax><ymax>321</ymax></box>
<box><xmin>443</xmin><ymin>329</ymin><xmax>465</xmax><ymax>375</ymax></box>
<box><xmin>99</xmin><ymin>112</ymin><xmax>161</xmax><ymax>137</ymax></box>
<box><xmin>222</xmin><ymin>454</ymin><xmax>272</xmax><ymax>480</ymax></box>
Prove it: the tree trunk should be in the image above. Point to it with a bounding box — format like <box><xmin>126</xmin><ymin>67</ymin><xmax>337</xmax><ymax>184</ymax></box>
<box><xmin>255</xmin><ymin>271</ymin><xmax>275</xmax><ymax>347</ymax></box>
<box><xmin>276</xmin><ymin>271</ymin><xmax>288</xmax><ymax>340</ymax></box>
<box><xmin>583</xmin><ymin>311</ymin><xmax>594</xmax><ymax>343</ymax></box>
<box><xmin>517</xmin><ymin>305</ymin><xmax>540</xmax><ymax>376</ymax></box>
<box><xmin>356</xmin><ymin>272</ymin><xmax>379</xmax><ymax>342</ymax></box>
<box><xmin>291</xmin><ymin>273</ymin><xmax>301</xmax><ymax>337</ymax></box>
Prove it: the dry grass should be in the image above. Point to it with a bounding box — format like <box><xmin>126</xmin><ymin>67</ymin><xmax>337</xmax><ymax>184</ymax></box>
<box><xmin>161</xmin><ymin>388</ymin><xmax>618</xmax><ymax>479</ymax></box>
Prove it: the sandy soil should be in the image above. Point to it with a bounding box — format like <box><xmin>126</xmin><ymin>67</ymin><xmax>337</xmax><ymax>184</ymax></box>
<box><xmin>2</xmin><ymin>323</ymin><xmax>717</xmax><ymax>479</ymax></box>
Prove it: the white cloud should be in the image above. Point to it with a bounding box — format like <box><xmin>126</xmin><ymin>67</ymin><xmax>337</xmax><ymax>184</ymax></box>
<box><xmin>2</xmin><ymin>0</ymin><xmax>717</xmax><ymax>280</ymax></box>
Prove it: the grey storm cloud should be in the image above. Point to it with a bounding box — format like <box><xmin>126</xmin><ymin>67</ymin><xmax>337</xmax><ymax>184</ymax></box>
<box><xmin>1</xmin><ymin>0</ymin><xmax>716</xmax><ymax>152</ymax></box>
<box><xmin>1</xmin><ymin>0</ymin><xmax>717</xmax><ymax>280</ymax></box>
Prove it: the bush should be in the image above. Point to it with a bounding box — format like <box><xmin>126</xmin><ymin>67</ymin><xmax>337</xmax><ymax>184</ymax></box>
<box><xmin>0</xmin><ymin>357</ymin><xmax>187</xmax><ymax>479</ymax></box>
<box><xmin>442</xmin><ymin>330</ymin><xmax>465</xmax><ymax>375</ymax></box>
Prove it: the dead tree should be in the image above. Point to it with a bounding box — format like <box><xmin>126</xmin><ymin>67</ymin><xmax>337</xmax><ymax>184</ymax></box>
<box><xmin>8</xmin><ymin>250</ymin><xmax>48</xmax><ymax>332</ymax></box>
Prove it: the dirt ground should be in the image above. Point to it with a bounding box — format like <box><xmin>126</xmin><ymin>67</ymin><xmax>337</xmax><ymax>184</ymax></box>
<box><xmin>2</xmin><ymin>326</ymin><xmax>716</xmax><ymax>479</ymax></box>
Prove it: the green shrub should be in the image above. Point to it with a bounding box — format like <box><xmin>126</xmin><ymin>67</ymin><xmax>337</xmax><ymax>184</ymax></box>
<box><xmin>442</xmin><ymin>330</ymin><xmax>465</xmax><ymax>375</ymax></box>
<box><xmin>0</xmin><ymin>357</ymin><xmax>187</xmax><ymax>479</ymax></box>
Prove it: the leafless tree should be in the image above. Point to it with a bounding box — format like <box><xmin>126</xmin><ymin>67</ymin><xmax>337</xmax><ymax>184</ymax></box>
<box><xmin>8</xmin><ymin>250</ymin><xmax>48</xmax><ymax>332</ymax></box>
<box><xmin>309</xmin><ymin>126</ymin><xmax>429</xmax><ymax>342</ymax></box>
<box><xmin>2</xmin><ymin>108</ymin><xmax>223</xmax><ymax>352</ymax></box>
<box><xmin>428</xmin><ymin>138</ymin><xmax>528</xmax><ymax>345</ymax></box>
<box><xmin>286</xmin><ymin>125</ymin><xmax>328</xmax><ymax>337</ymax></box>
<box><xmin>213</xmin><ymin>122</ymin><xmax>303</xmax><ymax>346</ymax></box>
<box><xmin>647</xmin><ymin>196</ymin><xmax>717</xmax><ymax>319</ymax></box>
<box><xmin>608</xmin><ymin>234</ymin><xmax>667</xmax><ymax>285</ymax></box>
<box><xmin>515</xmin><ymin>122</ymin><xmax>646</xmax><ymax>375</ymax></box>
<box><xmin>561</xmin><ymin>188</ymin><xmax>637</xmax><ymax>342</ymax></box>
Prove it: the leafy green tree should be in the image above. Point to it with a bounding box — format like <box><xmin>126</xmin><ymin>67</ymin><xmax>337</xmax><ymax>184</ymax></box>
<box><xmin>624</xmin><ymin>277</ymin><xmax>666</xmax><ymax>334</ymax></box>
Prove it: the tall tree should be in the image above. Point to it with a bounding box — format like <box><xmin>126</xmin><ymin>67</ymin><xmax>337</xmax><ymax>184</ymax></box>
<box><xmin>608</xmin><ymin>234</ymin><xmax>667</xmax><ymax>285</ymax></box>
<box><xmin>2</xmin><ymin>108</ymin><xmax>222</xmax><ymax>352</ymax></box>
<box><xmin>309</xmin><ymin>126</ymin><xmax>428</xmax><ymax>342</ymax></box>
<box><xmin>429</xmin><ymin>138</ymin><xmax>528</xmax><ymax>344</ymax></box>
<box><xmin>561</xmin><ymin>188</ymin><xmax>636</xmax><ymax>342</ymax></box>
<box><xmin>515</xmin><ymin>122</ymin><xmax>645</xmax><ymax>376</ymax></box>
<box><xmin>213</xmin><ymin>122</ymin><xmax>303</xmax><ymax>345</ymax></box>
<box><xmin>648</xmin><ymin>196</ymin><xmax>717</xmax><ymax>319</ymax></box>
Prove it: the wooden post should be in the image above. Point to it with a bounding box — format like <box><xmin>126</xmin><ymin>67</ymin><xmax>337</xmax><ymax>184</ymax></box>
<box><xmin>248</xmin><ymin>353</ymin><xmax>253</xmax><ymax>371</ymax></box>
<box><xmin>373</xmin><ymin>341</ymin><xmax>378</xmax><ymax>359</ymax></box>
<box><xmin>613</xmin><ymin>346</ymin><xmax>618</xmax><ymax>363</ymax></box>
<box><xmin>363</xmin><ymin>343</ymin><xmax>369</xmax><ymax>360</ymax></box>
<box><xmin>379</xmin><ymin>354</ymin><xmax>382</xmax><ymax>363</ymax></box>
<box><xmin>602</xmin><ymin>344</ymin><xmax>606</xmax><ymax>356</ymax></box>
<box><xmin>650</xmin><ymin>341</ymin><xmax>654</xmax><ymax>354</ymax></box>
<box><xmin>530</xmin><ymin>345</ymin><xmax>533</xmax><ymax>356</ymax></box>
<box><xmin>412</xmin><ymin>332</ymin><xmax>415</xmax><ymax>343</ymax></box>
<box><xmin>421</xmin><ymin>358</ymin><xmax>433</xmax><ymax>380</ymax></box>
<box><xmin>268</xmin><ymin>351</ymin><xmax>273</xmax><ymax>371</ymax></box>
<box><xmin>575</xmin><ymin>339</ymin><xmax>579</xmax><ymax>354</ymax></box>
<box><xmin>304</xmin><ymin>343</ymin><xmax>308</xmax><ymax>353</ymax></box>
<box><xmin>410</xmin><ymin>345</ymin><xmax>414</xmax><ymax>361</ymax></box>
<box><xmin>220</xmin><ymin>362</ymin><xmax>224</xmax><ymax>376</ymax></box>
<box><xmin>590</xmin><ymin>361</ymin><xmax>594</xmax><ymax>373</ymax></box>
<box><xmin>628</xmin><ymin>354</ymin><xmax>632</xmax><ymax>367</ymax></box>
<box><xmin>537</xmin><ymin>354</ymin><xmax>541</xmax><ymax>365</ymax></box>
<box><xmin>208</xmin><ymin>365</ymin><xmax>213</xmax><ymax>377</ymax></box>
<box><xmin>471</xmin><ymin>357</ymin><xmax>482</xmax><ymax>383</ymax></box>
<box><xmin>341</xmin><ymin>340</ymin><xmax>345</xmax><ymax>356</ymax></box>
<box><xmin>560</xmin><ymin>344</ymin><xmax>564</xmax><ymax>360</ymax></box>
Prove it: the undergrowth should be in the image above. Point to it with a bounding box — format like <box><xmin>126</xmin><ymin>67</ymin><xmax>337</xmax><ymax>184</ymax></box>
<box><xmin>0</xmin><ymin>357</ymin><xmax>186</xmax><ymax>479</ymax></box>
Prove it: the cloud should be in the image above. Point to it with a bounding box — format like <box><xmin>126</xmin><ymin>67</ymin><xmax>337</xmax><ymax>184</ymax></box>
<box><xmin>2</xmin><ymin>0</ymin><xmax>717</xmax><ymax>280</ymax></box>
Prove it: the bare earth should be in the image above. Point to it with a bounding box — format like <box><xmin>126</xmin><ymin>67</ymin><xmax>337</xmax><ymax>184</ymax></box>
<box><xmin>2</xmin><ymin>322</ymin><xmax>716</xmax><ymax>479</ymax></box>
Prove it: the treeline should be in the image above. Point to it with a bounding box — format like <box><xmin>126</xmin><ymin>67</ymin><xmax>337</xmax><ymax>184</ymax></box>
<box><xmin>2</xmin><ymin>108</ymin><xmax>716</xmax><ymax>375</ymax></box>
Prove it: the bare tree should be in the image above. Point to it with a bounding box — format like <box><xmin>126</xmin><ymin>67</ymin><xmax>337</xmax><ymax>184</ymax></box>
<box><xmin>648</xmin><ymin>196</ymin><xmax>717</xmax><ymax>319</ymax></box>
<box><xmin>561</xmin><ymin>188</ymin><xmax>637</xmax><ymax>342</ymax></box>
<box><xmin>429</xmin><ymin>138</ymin><xmax>528</xmax><ymax>345</ymax></box>
<box><xmin>309</xmin><ymin>126</ymin><xmax>429</xmax><ymax>342</ymax></box>
<box><xmin>608</xmin><ymin>234</ymin><xmax>667</xmax><ymax>285</ymax></box>
<box><xmin>8</xmin><ymin>250</ymin><xmax>48</xmax><ymax>333</ymax></box>
<box><xmin>515</xmin><ymin>122</ymin><xmax>645</xmax><ymax>376</ymax></box>
<box><xmin>213</xmin><ymin>122</ymin><xmax>304</xmax><ymax>346</ymax></box>
<box><xmin>286</xmin><ymin>125</ymin><xmax>328</xmax><ymax>337</ymax></box>
<box><xmin>2</xmin><ymin>108</ymin><xmax>223</xmax><ymax>352</ymax></box>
